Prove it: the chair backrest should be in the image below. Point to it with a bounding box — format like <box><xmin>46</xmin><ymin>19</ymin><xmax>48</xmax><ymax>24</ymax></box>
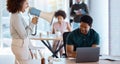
<box><xmin>63</xmin><ymin>32</ymin><xmax>71</xmax><ymax>57</ymax></box>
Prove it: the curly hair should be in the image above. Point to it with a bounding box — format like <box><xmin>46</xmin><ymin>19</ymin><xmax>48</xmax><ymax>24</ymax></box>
<box><xmin>80</xmin><ymin>15</ymin><xmax>93</xmax><ymax>27</ymax></box>
<box><xmin>55</xmin><ymin>10</ymin><xmax>66</xmax><ymax>19</ymax></box>
<box><xmin>7</xmin><ymin>0</ymin><xmax>26</xmax><ymax>13</ymax></box>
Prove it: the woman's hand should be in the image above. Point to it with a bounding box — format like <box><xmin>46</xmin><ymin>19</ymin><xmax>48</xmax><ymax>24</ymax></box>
<box><xmin>32</xmin><ymin>17</ymin><xmax>38</xmax><ymax>24</ymax></box>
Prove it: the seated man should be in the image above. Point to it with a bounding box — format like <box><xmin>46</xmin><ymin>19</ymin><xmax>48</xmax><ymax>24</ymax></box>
<box><xmin>66</xmin><ymin>15</ymin><xmax>100</xmax><ymax>58</ymax></box>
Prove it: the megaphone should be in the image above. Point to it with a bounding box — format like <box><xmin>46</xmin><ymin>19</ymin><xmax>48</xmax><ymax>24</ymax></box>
<box><xmin>29</xmin><ymin>7</ymin><xmax>55</xmax><ymax>24</ymax></box>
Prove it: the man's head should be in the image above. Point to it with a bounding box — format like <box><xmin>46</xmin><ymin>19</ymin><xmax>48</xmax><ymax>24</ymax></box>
<box><xmin>79</xmin><ymin>15</ymin><xmax>93</xmax><ymax>35</ymax></box>
<box><xmin>75</xmin><ymin>0</ymin><xmax>81</xmax><ymax>3</ymax></box>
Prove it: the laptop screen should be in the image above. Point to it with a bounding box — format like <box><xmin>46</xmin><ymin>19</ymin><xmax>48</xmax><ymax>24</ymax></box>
<box><xmin>76</xmin><ymin>47</ymin><xmax>100</xmax><ymax>63</ymax></box>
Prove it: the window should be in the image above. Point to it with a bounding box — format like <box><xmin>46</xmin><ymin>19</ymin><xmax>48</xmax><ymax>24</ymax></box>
<box><xmin>0</xmin><ymin>0</ymin><xmax>11</xmax><ymax>48</ymax></box>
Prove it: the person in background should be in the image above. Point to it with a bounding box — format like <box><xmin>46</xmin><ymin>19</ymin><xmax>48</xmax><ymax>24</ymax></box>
<box><xmin>52</xmin><ymin>10</ymin><xmax>71</xmax><ymax>57</ymax></box>
<box><xmin>70</xmin><ymin>0</ymin><xmax>89</xmax><ymax>30</ymax></box>
<box><xmin>66</xmin><ymin>15</ymin><xmax>100</xmax><ymax>58</ymax></box>
<box><xmin>7</xmin><ymin>0</ymin><xmax>38</xmax><ymax>64</ymax></box>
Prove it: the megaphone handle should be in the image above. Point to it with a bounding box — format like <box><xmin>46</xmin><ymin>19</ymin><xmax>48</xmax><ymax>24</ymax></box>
<box><xmin>31</xmin><ymin>25</ymin><xmax>37</xmax><ymax>36</ymax></box>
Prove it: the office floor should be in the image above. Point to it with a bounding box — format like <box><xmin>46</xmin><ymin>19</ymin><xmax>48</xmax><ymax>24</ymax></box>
<box><xmin>0</xmin><ymin>48</ymin><xmax>14</xmax><ymax>64</ymax></box>
<box><xmin>0</xmin><ymin>55</ymin><xmax>14</xmax><ymax>64</ymax></box>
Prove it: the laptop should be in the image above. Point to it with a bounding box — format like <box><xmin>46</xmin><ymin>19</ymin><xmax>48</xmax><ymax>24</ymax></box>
<box><xmin>76</xmin><ymin>47</ymin><xmax>100</xmax><ymax>63</ymax></box>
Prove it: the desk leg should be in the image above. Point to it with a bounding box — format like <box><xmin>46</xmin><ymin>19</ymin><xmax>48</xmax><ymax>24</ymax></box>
<box><xmin>55</xmin><ymin>44</ymin><xmax>64</xmax><ymax>54</ymax></box>
<box><xmin>41</xmin><ymin>40</ymin><xmax>58</xmax><ymax>58</ymax></box>
<box><xmin>55</xmin><ymin>40</ymin><xmax>64</xmax><ymax>56</ymax></box>
<box><xmin>54</xmin><ymin>40</ymin><xmax>64</xmax><ymax>58</ymax></box>
<box><xmin>46</xmin><ymin>40</ymin><xmax>52</xmax><ymax>49</ymax></box>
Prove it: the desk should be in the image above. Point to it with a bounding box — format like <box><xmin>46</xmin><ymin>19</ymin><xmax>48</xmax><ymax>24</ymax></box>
<box><xmin>16</xmin><ymin>58</ymin><xmax>119</xmax><ymax>64</ymax></box>
<box><xmin>30</xmin><ymin>35</ymin><xmax>63</xmax><ymax>58</ymax></box>
<box><xmin>52</xmin><ymin>58</ymin><xmax>120</xmax><ymax>64</ymax></box>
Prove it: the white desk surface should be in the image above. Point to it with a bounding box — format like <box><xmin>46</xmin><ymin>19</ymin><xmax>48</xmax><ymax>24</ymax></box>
<box><xmin>31</xmin><ymin>57</ymin><xmax>120</xmax><ymax>64</ymax></box>
<box><xmin>52</xmin><ymin>58</ymin><xmax>120</xmax><ymax>64</ymax></box>
<box><xmin>30</xmin><ymin>35</ymin><xmax>63</xmax><ymax>40</ymax></box>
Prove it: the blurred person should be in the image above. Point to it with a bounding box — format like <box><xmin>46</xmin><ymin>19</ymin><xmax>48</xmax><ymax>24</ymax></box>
<box><xmin>52</xmin><ymin>10</ymin><xmax>71</xmax><ymax>57</ymax></box>
<box><xmin>70</xmin><ymin>0</ymin><xmax>89</xmax><ymax>30</ymax></box>
<box><xmin>7</xmin><ymin>0</ymin><xmax>38</xmax><ymax>64</ymax></box>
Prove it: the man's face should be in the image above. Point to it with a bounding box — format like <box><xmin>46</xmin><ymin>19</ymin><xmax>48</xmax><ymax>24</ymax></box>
<box><xmin>80</xmin><ymin>22</ymin><xmax>90</xmax><ymax>35</ymax></box>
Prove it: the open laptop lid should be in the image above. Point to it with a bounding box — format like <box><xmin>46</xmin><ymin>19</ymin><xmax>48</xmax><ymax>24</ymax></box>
<box><xmin>76</xmin><ymin>47</ymin><xmax>100</xmax><ymax>63</ymax></box>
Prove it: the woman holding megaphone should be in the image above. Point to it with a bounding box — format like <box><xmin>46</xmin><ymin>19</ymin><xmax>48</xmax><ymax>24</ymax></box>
<box><xmin>6</xmin><ymin>0</ymin><xmax>47</xmax><ymax>64</ymax></box>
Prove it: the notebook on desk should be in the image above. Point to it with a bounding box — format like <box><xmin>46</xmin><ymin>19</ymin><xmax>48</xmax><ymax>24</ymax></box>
<box><xmin>76</xmin><ymin>47</ymin><xmax>100</xmax><ymax>63</ymax></box>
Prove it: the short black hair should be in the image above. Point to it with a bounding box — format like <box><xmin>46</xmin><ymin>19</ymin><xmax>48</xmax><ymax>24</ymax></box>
<box><xmin>80</xmin><ymin>15</ymin><xmax>93</xmax><ymax>26</ymax></box>
<box><xmin>55</xmin><ymin>10</ymin><xmax>66</xmax><ymax>19</ymax></box>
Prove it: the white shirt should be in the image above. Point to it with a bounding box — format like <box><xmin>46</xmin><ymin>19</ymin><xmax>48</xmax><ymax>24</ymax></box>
<box><xmin>10</xmin><ymin>12</ymin><xmax>35</xmax><ymax>39</ymax></box>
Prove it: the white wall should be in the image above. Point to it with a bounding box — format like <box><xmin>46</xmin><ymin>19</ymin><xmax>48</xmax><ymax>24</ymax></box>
<box><xmin>0</xmin><ymin>0</ymin><xmax>2</xmax><ymax>47</ymax></box>
<box><xmin>89</xmin><ymin>0</ymin><xmax>109</xmax><ymax>55</ymax></box>
<box><xmin>110</xmin><ymin>0</ymin><xmax>120</xmax><ymax>56</ymax></box>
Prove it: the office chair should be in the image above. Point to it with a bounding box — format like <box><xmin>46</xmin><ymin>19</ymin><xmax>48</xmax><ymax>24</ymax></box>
<box><xmin>62</xmin><ymin>32</ymin><xmax>71</xmax><ymax>58</ymax></box>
